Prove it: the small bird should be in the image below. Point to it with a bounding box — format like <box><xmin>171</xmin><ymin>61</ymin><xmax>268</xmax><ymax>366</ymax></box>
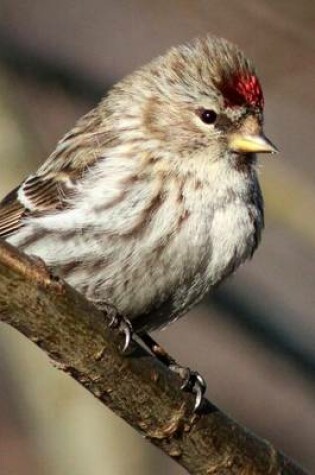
<box><xmin>0</xmin><ymin>35</ymin><xmax>277</xmax><ymax>407</ymax></box>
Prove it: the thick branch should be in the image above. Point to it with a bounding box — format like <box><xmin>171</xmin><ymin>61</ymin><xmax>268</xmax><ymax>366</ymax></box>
<box><xmin>0</xmin><ymin>240</ymin><xmax>308</xmax><ymax>474</ymax></box>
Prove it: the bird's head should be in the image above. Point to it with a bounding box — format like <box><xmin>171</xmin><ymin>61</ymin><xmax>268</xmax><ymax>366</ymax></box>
<box><xmin>108</xmin><ymin>36</ymin><xmax>277</xmax><ymax>171</ymax></box>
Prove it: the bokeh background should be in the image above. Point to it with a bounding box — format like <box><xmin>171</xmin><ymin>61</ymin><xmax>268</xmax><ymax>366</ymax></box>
<box><xmin>0</xmin><ymin>1</ymin><xmax>314</xmax><ymax>474</ymax></box>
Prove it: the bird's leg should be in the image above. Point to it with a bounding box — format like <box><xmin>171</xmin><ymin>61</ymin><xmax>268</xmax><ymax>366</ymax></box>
<box><xmin>93</xmin><ymin>302</ymin><xmax>206</xmax><ymax>409</ymax></box>
<box><xmin>139</xmin><ymin>332</ymin><xmax>206</xmax><ymax>411</ymax></box>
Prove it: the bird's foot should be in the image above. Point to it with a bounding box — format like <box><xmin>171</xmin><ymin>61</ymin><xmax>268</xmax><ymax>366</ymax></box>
<box><xmin>107</xmin><ymin>312</ymin><xmax>133</xmax><ymax>353</ymax></box>
<box><xmin>139</xmin><ymin>332</ymin><xmax>206</xmax><ymax>411</ymax></box>
<box><xmin>92</xmin><ymin>301</ymin><xmax>133</xmax><ymax>353</ymax></box>
<box><xmin>169</xmin><ymin>364</ymin><xmax>207</xmax><ymax>411</ymax></box>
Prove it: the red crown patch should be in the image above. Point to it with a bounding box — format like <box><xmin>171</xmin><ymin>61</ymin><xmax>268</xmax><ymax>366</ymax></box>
<box><xmin>219</xmin><ymin>74</ymin><xmax>264</xmax><ymax>109</ymax></box>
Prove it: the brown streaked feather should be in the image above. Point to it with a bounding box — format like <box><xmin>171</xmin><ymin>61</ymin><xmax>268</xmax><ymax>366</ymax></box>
<box><xmin>0</xmin><ymin>188</ymin><xmax>25</xmax><ymax>237</ymax></box>
<box><xmin>0</xmin><ymin>105</ymin><xmax>114</xmax><ymax>239</ymax></box>
<box><xmin>0</xmin><ymin>172</ymin><xmax>75</xmax><ymax>238</ymax></box>
<box><xmin>38</xmin><ymin>106</ymin><xmax>112</xmax><ymax>175</ymax></box>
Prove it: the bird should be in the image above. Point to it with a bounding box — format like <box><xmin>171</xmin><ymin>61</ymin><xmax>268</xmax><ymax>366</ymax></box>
<box><xmin>0</xmin><ymin>35</ymin><xmax>277</xmax><ymax>408</ymax></box>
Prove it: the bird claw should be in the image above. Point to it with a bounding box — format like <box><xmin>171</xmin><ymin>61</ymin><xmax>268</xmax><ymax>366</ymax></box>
<box><xmin>139</xmin><ymin>333</ymin><xmax>207</xmax><ymax>412</ymax></box>
<box><xmin>92</xmin><ymin>301</ymin><xmax>133</xmax><ymax>353</ymax></box>
<box><xmin>108</xmin><ymin>314</ymin><xmax>133</xmax><ymax>353</ymax></box>
<box><xmin>170</xmin><ymin>365</ymin><xmax>207</xmax><ymax>411</ymax></box>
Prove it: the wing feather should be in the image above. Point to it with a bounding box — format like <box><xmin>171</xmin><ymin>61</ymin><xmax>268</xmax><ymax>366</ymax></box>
<box><xmin>0</xmin><ymin>189</ymin><xmax>26</xmax><ymax>237</ymax></box>
<box><xmin>0</xmin><ymin>105</ymin><xmax>113</xmax><ymax>239</ymax></box>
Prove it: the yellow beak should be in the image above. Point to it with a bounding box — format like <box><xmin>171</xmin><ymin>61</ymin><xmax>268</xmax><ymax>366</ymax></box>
<box><xmin>228</xmin><ymin>133</ymin><xmax>279</xmax><ymax>154</ymax></box>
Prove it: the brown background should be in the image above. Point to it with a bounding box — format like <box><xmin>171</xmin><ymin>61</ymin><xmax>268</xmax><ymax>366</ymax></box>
<box><xmin>0</xmin><ymin>1</ymin><xmax>314</xmax><ymax>474</ymax></box>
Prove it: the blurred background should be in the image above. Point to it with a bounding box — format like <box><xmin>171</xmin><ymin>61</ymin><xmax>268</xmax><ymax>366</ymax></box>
<box><xmin>0</xmin><ymin>1</ymin><xmax>314</xmax><ymax>474</ymax></box>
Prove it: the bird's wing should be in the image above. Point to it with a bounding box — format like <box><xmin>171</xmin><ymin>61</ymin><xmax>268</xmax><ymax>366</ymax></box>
<box><xmin>0</xmin><ymin>106</ymin><xmax>112</xmax><ymax>238</ymax></box>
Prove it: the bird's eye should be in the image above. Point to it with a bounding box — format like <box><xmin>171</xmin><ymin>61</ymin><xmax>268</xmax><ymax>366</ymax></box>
<box><xmin>199</xmin><ymin>109</ymin><xmax>217</xmax><ymax>125</ymax></box>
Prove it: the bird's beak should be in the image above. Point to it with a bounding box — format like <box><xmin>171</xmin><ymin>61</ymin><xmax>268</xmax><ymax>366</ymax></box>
<box><xmin>228</xmin><ymin>133</ymin><xmax>279</xmax><ymax>154</ymax></box>
<box><xmin>228</xmin><ymin>115</ymin><xmax>279</xmax><ymax>155</ymax></box>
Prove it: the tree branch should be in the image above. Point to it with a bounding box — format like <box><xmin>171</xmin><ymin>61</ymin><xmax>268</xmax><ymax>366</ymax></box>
<box><xmin>0</xmin><ymin>240</ymin><xmax>308</xmax><ymax>475</ymax></box>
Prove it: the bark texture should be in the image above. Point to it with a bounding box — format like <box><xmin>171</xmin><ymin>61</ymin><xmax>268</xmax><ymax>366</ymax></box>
<box><xmin>0</xmin><ymin>240</ymin><xmax>308</xmax><ymax>475</ymax></box>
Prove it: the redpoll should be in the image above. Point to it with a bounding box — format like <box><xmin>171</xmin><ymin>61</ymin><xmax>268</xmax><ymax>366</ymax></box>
<box><xmin>0</xmin><ymin>35</ymin><xmax>277</xmax><ymax>408</ymax></box>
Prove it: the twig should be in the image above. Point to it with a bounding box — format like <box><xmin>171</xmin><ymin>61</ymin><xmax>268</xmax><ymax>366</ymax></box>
<box><xmin>0</xmin><ymin>240</ymin><xmax>308</xmax><ymax>475</ymax></box>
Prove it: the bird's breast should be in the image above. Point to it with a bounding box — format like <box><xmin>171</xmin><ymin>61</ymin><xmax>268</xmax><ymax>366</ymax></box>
<box><xmin>10</xmin><ymin>164</ymin><xmax>263</xmax><ymax>332</ymax></box>
<box><xmin>111</xmin><ymin>170</ymin><xmax>262</xmax><ymax>329</ymax></box>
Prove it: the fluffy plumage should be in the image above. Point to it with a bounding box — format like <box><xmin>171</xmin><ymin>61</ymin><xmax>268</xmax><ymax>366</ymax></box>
<box><xmin>0</xmin><ymin>35</ymin><xmax>270</xmax><ymax>332</ymax></box>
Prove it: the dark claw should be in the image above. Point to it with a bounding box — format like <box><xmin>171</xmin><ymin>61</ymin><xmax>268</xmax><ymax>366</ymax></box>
<box><xmin>192</xmin><ymin>373</ymin><xmax>207</xmax><ymax>411</ymax></box>
<box><xmin>170</xmin><ymin>365</ymin><xmax>207</xmax><ymax>411</ymax></box>
<box><xmin>108</xmin><ymin>314</ymin><xmax>133</xmax><ymax>353</ymax></box>
<box><xmin>119</xmin><ymin>318</ymin><xmax>133</xmax><ymax>353</ymax></box>
<box><xmin>91</xmin><ymin>301</ymin><xmax>133</xmax><ymax>353</ymax></box>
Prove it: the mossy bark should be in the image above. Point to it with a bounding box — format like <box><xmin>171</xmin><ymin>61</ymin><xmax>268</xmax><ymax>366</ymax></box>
<box><xmin>0</xmin><ymin>240</ymin><xmax>308</xmax><ymax>475</ymax></box>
